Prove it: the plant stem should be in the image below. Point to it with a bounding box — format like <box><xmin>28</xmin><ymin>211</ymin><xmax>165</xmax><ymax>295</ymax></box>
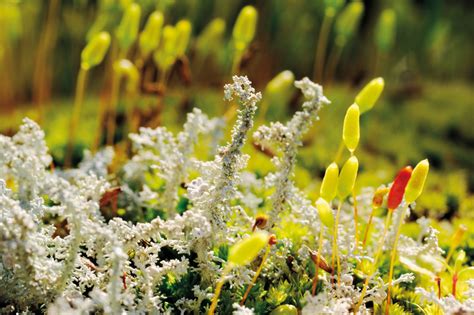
<box><xmin>313</xmin><ymin>9</ymin><xmax>335</xmax><ymax>83</ymax></box>
<box><xmin>385</xmin><ymin>205</ymin><xmax>409</xmax><ymax>315</ymax></box>
<box><xmin>209</xmin><ymin>263</ymin><xmax>234</xmax><ymax>315</ymax></box>
<box><xmin>240</xmin><ymin>246</ymin><xmax>270</xmax><ymax>305</ymax></box>
<box><xmin>354</xmin><ymin>209</ymin><xmax>393</xmax><ymax>313</ymax></box>
<box><xmin>231</xmin><ymin>49</ymin><xmax>243</xmax><ymax>75</ymax></box>
<box><xmin>325</xmin><ymin>42</ymin><xmax>344</xmax><ymax>87</ymax></box>
<box><xmin>106</xmin><ymin>72</ymin><xmax>120</xmax><ymax>146</ymax></box>
<box><xmin>312</xmin><ymin>228</ymin><xmax>325</xmax><ymax>296</ymax></box>
<box><xmin>33</xmin><ymin>0</ymin><xmax>60</xmax><ymax>123</ymax></box>
<box><xmin>332</xmin><ymin>200</ymin><xmax>343</xmax><ymax>286</ymax></box>
<box><xmin>362</xmin><ymin>206</ymin><xmax>377</xmax><ymax>248</ymax></box>
<box><xmin>452</xmin><ymin>273</ymin><xmax>458</xmax><ymax>299</ymax></box>
<box><xmin>353</xmin><ymin>188</ymin><xmax>359</xmax><ymax>249</ymax></box>
<box><xmin>65</xmin><ymin>67</ymin><xmax>88</xmax><ymax>168</ymax></box>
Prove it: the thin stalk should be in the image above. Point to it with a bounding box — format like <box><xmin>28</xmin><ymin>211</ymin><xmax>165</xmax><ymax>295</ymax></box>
<box><xmin>209</xmin><ymin>263</ymin><xmax>234</xmax><ymax>315</ymax></box>
<box><xmin>313</xmin><ymin>10</ymin><xmax>335</xmax><ymax>83</ymax></box>
<box><xmin>331</xmin><ymin>200</ymin><xmax>343</xmax><ymax>286</ymax></box>
<box><xmin>325</xmin><ymin>42</ymin><xmax>344</xmax><ymax>87</ymax></box>
<box><xmin>33</xmin><ymin>0</ymin><xmax>60</xmax><ymax>123</ymax></box>
<box><xmin>435</xmin><ymin>276</ymin><xmax>441</xmax><ymax>315</ymax></box>
<box><xmin>362</xmin><ymin>206</ymin><xmax>377</xmax><ymax>248</ymax></box>
<box><xmin>312</xmin><ymin>228</ymin><xmax>325</xmax><ymax>296</ymax></box>
<box><xmin>353</xmin><ymin>188</ymin><xmax>359</xmax><ymax>249</ymax></box>
<box><xmin>354</xmin><ymin>209</ymin><xmax>393</xmax><ymax>313</ymax></box>
<box><xmin>94</xmin><ymin>43</ymin><xmax>119</xmax><ymax>152</ymax></box>
<box><xmin>231</xmin><ymin>49</ymin><xmax>243</xmax><ymax>75</ymax></box>
<box><xmin>65</xmin><ymin>67</ymin><xmax>88</xmax><ymax>168</ymax></box>
<box><xmin>452</xmin><ymin>273</ymin><xmax>458</xmax><ymax>299</ymax></box>
<box><xmin>106</xmin><ymin>73</ymin><xmax>120</xmax><ymax>146</ymax></box>
<box><xmin>106</xmin><ymin>48</ymin><xmax>126</xmax><ymax>147</ymax></box>
<box><xmin>240</xmin><ymin>246</ymin><xmax>270</xmax><ymax>305</ymax></box>
<box><xmin>385</xmin><ymin>205</ymin><xmax>409</xmax><ymax>315</ymax></box>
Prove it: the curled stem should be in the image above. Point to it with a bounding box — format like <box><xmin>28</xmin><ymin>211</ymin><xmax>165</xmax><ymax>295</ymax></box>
<box><xmin>240</xmin><ymin>245</ymin><xmax>270</xmax><ymax>305</ymax></box>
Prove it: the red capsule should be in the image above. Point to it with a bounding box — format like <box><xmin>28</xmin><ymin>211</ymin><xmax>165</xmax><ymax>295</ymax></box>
<box><xmin>387</xmin><ymin>166</ymin><xmax>412</xmax><ymax>210</ymax></box>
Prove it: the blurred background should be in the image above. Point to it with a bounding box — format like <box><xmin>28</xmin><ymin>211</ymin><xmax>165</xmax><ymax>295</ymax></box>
<box><xmin>0</xmin><ymin>0</ymin><xmax>473</xmax><ymax>226</ymax></box>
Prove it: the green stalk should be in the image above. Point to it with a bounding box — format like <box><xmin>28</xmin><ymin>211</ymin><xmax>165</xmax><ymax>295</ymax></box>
<box><xmin>65</xmin><ymin>67</ymin><xmax>88</xmax><ymax>167</ymax></box>
<box><xmin>331</xmin><ymin>200</ymin><xmax>342</xmax><ymax>285</ymax></box>
<box><xmin>231</xmin><ymin>49</ymin><xmax>242</xmax><ymax>75</ymax></box>
<box><xmin>312</xmin><ymin>228</ymin><xmax>325</xmax><ymax>295</ymax></box>
<box><xmin>362</xmin><ymin>206</ymin><xmax>377</xmax><ymax>248</ymax></box>
<box><xmin>106</xmin><ymin>71</ymin><xmax>120</xmax><ymax>146</ymax></box>
<box><xmin>354</xmin><ymin>209</ymin><xmax>393</xmax><ymax>313</ymax></box>
<box><xmin>313</xmin><ymin>9</ymin><xmax>335</xmax><ymax>83</ymax></box>
<box><xmin>385</xmin><ymin>205</ymin><xmax>409</xmax><ymax>314</ymax></box>
<box><xmin>240</xmin><ymin>245</ymin><xmax>270</xmax><ymax>305</ymax></box>
<box><xmin>209</xmin><ymin>263</ymin><xmax>234</xmax><ymax>315</ymax></box>
<box><xmin>353</xmin><ymin>187</ymin><xmax>359</xmax><ymax>249</ymax></box>
<box><xmin>324</xmin><ymin>41</ymin><xmax>344</xmax><ymax>86</ymax></box>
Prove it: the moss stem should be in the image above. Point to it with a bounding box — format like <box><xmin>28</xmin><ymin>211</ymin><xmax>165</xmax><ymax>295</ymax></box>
<box><xmin>332</xmin><ymin>200</ymin><xmax>342</xmax><ymax>286</ymax></box>
<box><xmin>312</xmin><ymin>228</ymin><xmax>325</xmax><ymax>295</ymax></box>
<box><xmin>208</xmin><ymin>263</ymin><xmax>234</xmax><ymax>315</ymax></box>
<box><xmin>385</xmin><ymin>205</ymin><xmax>409</xmax><ymax>314</ymax></box>
<box><xmin>354</xmin><ymin>209</ymin><xmax>393</xmax><ymax>313</ymax></box>
<box><xmin>240</xmin><ymin>245</ymin><xmax>270</xmax><ymax>305</ymax></box>
<box><xmin>65</xmin><ymin>67</ymin><xmax>88</xmax><ymax>167</ymax></box>
<box><xmin>313</xmin><ymin>10</ymin><xmax>334</xmax><ymax>83</ymax></box>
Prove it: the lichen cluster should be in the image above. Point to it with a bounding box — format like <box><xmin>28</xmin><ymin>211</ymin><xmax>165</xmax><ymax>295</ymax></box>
<box><xmin>1</xmin><ymin>77</ymin><xmax>473</xmax><ymax>315</ymax></box>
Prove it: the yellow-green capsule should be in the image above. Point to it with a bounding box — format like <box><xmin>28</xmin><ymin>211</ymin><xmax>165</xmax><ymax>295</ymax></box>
<box><xmin>116</xmin><ymin>3</ymin><xmax>141</xmax><ymax>51</ymax></box>
<box><xmin>355</xmin><ymin>77</ymin><xmax>385</xmax><ymax>113</ymax></box>
<box><xmin>320</xmin><ymin>162</ymin><xmax>339</xmax><ymax>202</ymax></box>
<box><xmin>175</xmin><ymin>19</ymin><xmax>192</xmax><ymax>57</ymax></box>
<box><xmin>228</xmin><ymin>231</ymin><xmax>269</xmax><ymax>266</ymax></box>
<box><xmin>324</xmin><ymin>0</ymin><xmax>344</xmax><ymax>16</ymax></box>
<box><xmin>81</xmin><ymin>31</ymin><xmax>111</xmax><ymax>70</ymax></box>
<box><xmin>404</xmin><ymin>159</ymin><xmax>429</xmax><ymax>203</ymax></box>
<box><xmin>0</xmin><ymin>2</ymin><xmax>22</xmax><ymax>41</ymax></box>
<box><xmin>316</xmin><ymin>198</ymin><xmax>334</xmax><ymax>229</ymax></box>
<box><xmin>264</xmin><ymin>70</ymin><xmax>295</xmax><ymax>114</ymax></box>
<box><xmin>139</xmin><ymin>11</ymin><xmax>164</xmax><ymax>57</ymax></box>
<box><xmin>335</xmin><ymin>1</ymin><xmax>364</xmax><ymax>44</ymax></box>
<box><xmin>342</xmin><ymin>104</ymin><xmax>360</xmax><ymax>153</ymax></box>
<box><xmin>376</xmin><ymin>9</ymin><xmax>396</xmax><ymax>52</ymax></box>
<box><xmin>270</xmin><ymin>304</ymin><xmax>298</xmax><ymax>315</ymax></box>
<box><xmin>337</xmin><ymin>156</ymin><xmax>359</xmax><ymax>199</ymax></box>
<box><xmin>113</xmin><ymin>59</ymin><xmax>139</xmax><ymax>93</ymax></box>
<box><xmin>266</xmin><ymin>70</ymin><xmax>294</xmax><ymax>97</ymax></box>
<box><xmin>153</xmin><ymin>25</ymin><xmax>178</xmax><ymax>72</ymax></box>
<box><xmin>232</xmin><ymin>5</ymin><xmax>258</xmax><ymax>51</ymax></box>
<box><xmin>196</xmin><ymin>18</ymin><xmax>226</xmax><ymax>56</ymax></box>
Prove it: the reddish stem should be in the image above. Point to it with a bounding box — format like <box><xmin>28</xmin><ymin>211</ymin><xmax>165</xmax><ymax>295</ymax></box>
<box><xmin>435</xmin><ymin>276</ymin><xmax>441</xmax><ymax>299</ymax></box>
<box><xmin>452</xmin><ymin>274</ymin><xmax>458</xmax><ymax>299</ymax></box>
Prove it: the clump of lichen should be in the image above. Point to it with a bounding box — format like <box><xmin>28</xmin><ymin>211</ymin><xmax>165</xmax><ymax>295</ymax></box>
<box><xmin>0</xmin><ymin>77</ymin><xmax>472</xmax><ymax>315</ymax></box>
